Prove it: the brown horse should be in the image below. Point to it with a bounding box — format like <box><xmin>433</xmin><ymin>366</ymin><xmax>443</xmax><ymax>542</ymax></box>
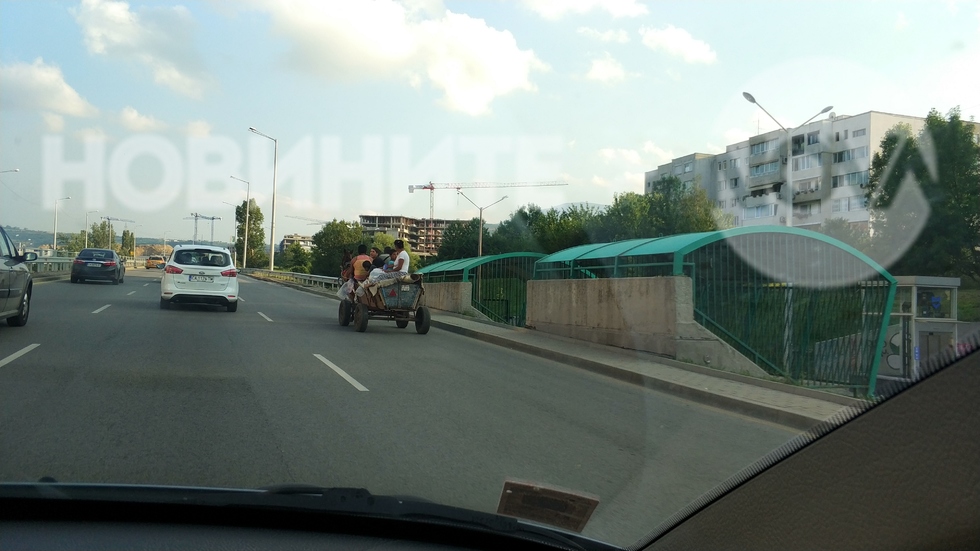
<box><xmin>340</xmin><ymin>249</ymin><xmax>353</xmax><ymax>281</ymax></box>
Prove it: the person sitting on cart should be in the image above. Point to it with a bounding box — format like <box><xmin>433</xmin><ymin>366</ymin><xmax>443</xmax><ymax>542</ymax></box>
<box><xmin>352</xmin><ymin>244</ymin><xmax>373</xmax><ymax>282</ymax></box>
<box><xmin>370</xmin><ymin>247</ymin><xmax>386</xmax><ymax>269</ymax></box>
<box><xmin>364</xmin><ymin>241</ymin><xmax>410</xmax><ymax>286</ymax></box>
<box><xmin>389</xmin><ymin>240</ymin><xmax>410</xmax><ymax>275</ymax></box>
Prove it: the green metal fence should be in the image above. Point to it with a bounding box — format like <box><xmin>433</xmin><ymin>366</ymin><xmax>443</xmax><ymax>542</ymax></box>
<box><xmin>416</xmin><ymin>253</ymin><xmax>545</xmax><ymax>326</ymax></box>
<box><xmin>533</xmin><ymin>227</ymin><xmax>896</xmax><ymax>396</ymax></box>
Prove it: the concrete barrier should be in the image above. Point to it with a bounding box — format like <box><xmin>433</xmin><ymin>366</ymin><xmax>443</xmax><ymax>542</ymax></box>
<box><xmin>527</xmin><ymin>276</ymin><xmax>768</xmax><ymax>377</ymax></box>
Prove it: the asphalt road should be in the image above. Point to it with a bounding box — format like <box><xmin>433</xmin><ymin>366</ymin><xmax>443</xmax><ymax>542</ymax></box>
<box><xmin>0</xmin><ymin>270</ymin><xmax>796</xmax><ymax>546</ymax></box>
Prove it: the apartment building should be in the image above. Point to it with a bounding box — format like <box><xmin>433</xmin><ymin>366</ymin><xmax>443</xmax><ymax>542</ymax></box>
<box><xmin>644</xmin><ymin>111</ymin><xmax>932</xmax><ymax>231</ymax></box>
<box><xmin>279</xmin><ymin>234</ymin><xmax>313</xmax><ymax>253</ymax></box>
<box><xmin>358</xmin><ymin>215</ymin><xmax>461</xmax><ymax>256</ymax></box>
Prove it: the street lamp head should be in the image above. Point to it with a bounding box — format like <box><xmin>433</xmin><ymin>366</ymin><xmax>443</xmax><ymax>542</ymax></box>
<box><xmin>742</xmin><ymin>92</ymin><xmax>757</xmax><ymax>104</ymax></box>
<box><xmin>820</xmin><ymin>105</ymin><xmax>834</xmax><ymax>114</ymax></box>
<box><xmin>248</xmin><ymin>127</ymin><xmax>257</xmax><ymax>132</ymax></box>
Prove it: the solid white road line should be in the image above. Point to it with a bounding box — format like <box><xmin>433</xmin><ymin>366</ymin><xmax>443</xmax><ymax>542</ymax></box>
<box><xmin>313</xmin><ymin>354</ymin><xmax>369</xmax><ymax>392</ymax></box>
<box><xmin>126</xmin><ymin>291</ymin><xmax>136</xmax><ymax>296</ymax></box>
<box><xmin>0</xmin><ymin>344</ymin><xmax>41</xmax><ymax>369</ymax></box>
<box><xmin>238</xmin><ymin>297</ymin><xmax>245</xmax><ymax>302</ymax></box>
<box><xmin>143</xmin><ymin>283</ymin><xmax>149</xmax><ymax>287</ymax></box>
<box><xmin>92</xmin><ymin>304</ymin><xmax>112</xmax><ymax>314</ymax></box>
<box><xmin>257</xmin><ymin>312</ymin><xmax>273</xmax><ymax>322</ymax></box>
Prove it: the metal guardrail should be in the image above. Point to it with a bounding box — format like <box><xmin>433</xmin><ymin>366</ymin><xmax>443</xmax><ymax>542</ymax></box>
<box><xmin>243</xmin><ymin>268</ymin><xmax>342</xmax><ymax>290</ymax></box>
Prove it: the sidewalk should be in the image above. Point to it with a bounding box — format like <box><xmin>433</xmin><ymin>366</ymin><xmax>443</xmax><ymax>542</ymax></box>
<box><xmin>247</xmin><ymin>274</ymin><xmax>865</xmax><ymax>431</ymax></box>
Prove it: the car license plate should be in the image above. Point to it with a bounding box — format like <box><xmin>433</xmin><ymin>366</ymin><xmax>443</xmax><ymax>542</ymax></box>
<box><xmin>189</xmin><ymin>275</ymin><xmax>214</xmax><ymax>283</ymax></box>
<box><xmin>87</xmin><ymin>263</ymin><xmax>100</xmax><ymax>267</ymax></box>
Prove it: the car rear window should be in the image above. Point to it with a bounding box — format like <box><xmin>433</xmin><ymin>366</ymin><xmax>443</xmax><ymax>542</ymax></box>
<box><xmin>79</xmin><ymin>249</ymin><xmax>112</xmax><ymax>259</ymax></box>
<box><xmin>173</xmin><ymin>250</ymin><xmax>231</xmax><ymax>267</ymax></box>
<box><xmin>149</xmin><ymin>256</ymin><xmax>164</xmax><ymax>260</ymax></box>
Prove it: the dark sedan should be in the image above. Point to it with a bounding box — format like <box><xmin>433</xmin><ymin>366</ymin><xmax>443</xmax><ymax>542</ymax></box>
<box><xmin>71</xmin><ymin>249</ymin><xmax>126</xmax><ymax>284</ymax></box>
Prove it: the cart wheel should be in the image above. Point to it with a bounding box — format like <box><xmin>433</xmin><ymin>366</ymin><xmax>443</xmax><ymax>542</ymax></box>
<box><xmin>415</xmin><ymin>306</ymin><xmax>431</xmax><ymax>334</ymax></box>
<box><xmin>396</xmin><ymin>319</ymin><xmax>409</xmax><ymax>329</ymax></box>
<box><xmin>339</xmin><ymin>300</ymin><xmax>351</xmax><ymax>326</ymax></box>
<box><xmin>354</xmin><ymin>303</ymin><xmax>369</xmax><ymax>332</ymax></box>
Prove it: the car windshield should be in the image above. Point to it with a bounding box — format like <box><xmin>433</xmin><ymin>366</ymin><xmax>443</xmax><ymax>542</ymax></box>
<box><xmin>1</xmin><ymin>1</ymin><xmax>977</xmax><ymax>548</ymax></box>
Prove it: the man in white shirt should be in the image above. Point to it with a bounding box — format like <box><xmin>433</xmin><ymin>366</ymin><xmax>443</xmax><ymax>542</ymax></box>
<box><xmin>390</xmin><ymin>240</ymin><xmax>410</xmax><ymax>275</ymax></box>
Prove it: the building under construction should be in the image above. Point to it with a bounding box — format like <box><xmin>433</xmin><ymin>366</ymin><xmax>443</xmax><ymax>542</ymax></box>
<box><xmin>358</xmin><ymin>215</ymin><xmax>461</xmax><ymax>256</ymax></box>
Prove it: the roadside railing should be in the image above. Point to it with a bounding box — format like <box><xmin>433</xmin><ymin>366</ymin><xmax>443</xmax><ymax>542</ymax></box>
<box><xmin>242</xmin><ymin>268</ymin><xmax>342</xmax><ymax>290</ymax></box>
<box><xmin>27</xmin><ymin>258</ymin><xmax>73</xmax><ymax>273</ymax></box>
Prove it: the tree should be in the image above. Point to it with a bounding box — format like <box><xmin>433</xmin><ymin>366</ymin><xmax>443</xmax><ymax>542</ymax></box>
<box><xmin>62</xmin><ymin>230</ymin><xmax>87</xmax><ymax>254</ymax></box>
<box><xmin>310</xmin><ymin>219</ymin><xmax>364</xmax><ymax>276</ymax></box>
<box><xmin>647</xmin><ymin>175</ymin><xmax>720</xmax><ymax>236</ymax></box>
<box><xmin>88</xmin><ymin>221</ymin><xmax>114</xmax><ymax>250</ymax></box>
<box><xmin>234</xmin><ymin>199</ymin><xmax>266</xmax><ymax>268</ymax></box>
<box><xmin>814</xmin><ymin>217</ymin><xmax>870</xmax><ymax>250</ymax></box>
<box><xmin>437</xmin><ymin>218</ymin><xmax>483</xmax><ymax>259</ymax></box>
<box><xmin>282</xmin><ymin>242</ymin><xmax>312</xmax><ymax>273</ymax></box>
<box><xmin>867</xmin><ymin>108</ymin><xmax>980</xmax><ymax>281</ymax></box>
<box><xmin>121</xmin><ymin>229</ymin><xmax>135</xmax><ymax>257</ymax></box>
<box><xmin>491</xmin><ymin>205</ymin><xmax>546</xmax><ymax>253</ymax></box>
<box><xmin>371</xmin><ymin>232</ymin><xmax>395</xmax><ymax>253</ymax></box>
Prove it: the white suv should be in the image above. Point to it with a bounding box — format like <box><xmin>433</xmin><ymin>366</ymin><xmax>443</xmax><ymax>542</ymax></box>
<box><xmin>160</xmin><ymin>245</ymin><xmax>239</xmax><ymax>312</ymax></box>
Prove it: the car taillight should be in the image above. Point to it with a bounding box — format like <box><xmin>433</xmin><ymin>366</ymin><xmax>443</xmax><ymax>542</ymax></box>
<box><xmin>103</xmin><ymin>261</ymin><xmax>117</xmax><ymax>267</ymax></box>
<box><xmin>220</xmin><ymin>269</ymin><xmax>238</xmax><ymax>277</ymax></box>
<box><xmin>73</xmin><ymin>259</ymin><xmax>85</xmax><ymax>264</ymax></box>
<box><xmin>165</xmin><ymin>265</ymin><xmax>183</xmax><ymax>274</ymax></box>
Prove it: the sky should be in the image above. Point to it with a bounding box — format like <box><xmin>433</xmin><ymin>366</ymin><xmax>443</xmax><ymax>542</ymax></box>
<box><xmin>1</xmin><ymin>0</ymin><xmax>978</xmax><ymax>244</ymax></box>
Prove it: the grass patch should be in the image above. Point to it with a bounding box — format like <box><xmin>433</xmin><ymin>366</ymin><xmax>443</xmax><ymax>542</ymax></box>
<box><xmin>958</xmin><ymin>288</ymin><xmax>980</xmax><ymax>322</ymax></box>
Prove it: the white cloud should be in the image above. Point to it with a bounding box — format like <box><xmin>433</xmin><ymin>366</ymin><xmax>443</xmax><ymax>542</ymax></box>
<box><xmin>639</xmin><ymin>25</ymin><xmax>717</xmax><ymax>64</ymax></box>
<box><xmin>185</xmin><ymin>120</ymin><xmax>211</xmax><ymax>137</ymax></box>
<box><xmin>119</xmin><ymin>106</ymin><xmax>166</xmax><ymax>131</ymax></box>
<box><xmin>586</xmin><ymin>53</ymin><xmax>626</xmax><ymax>83</ymax></box>
<box><xmin>577</xmin><ymin>27</ymin><xmax>629</xmax><ymax>43</ymax></box>
<box><xmin>599</xmin><ymin>140</ymin><xmax>673</xmax><ymax>167</ymax></box>
<box><xmin>238</xmin><ymin>0</ymin><xmax>545</xmax><ymax>116</ymax></box>
<box><xmin>591</xmin><ymin>175</ymin><xmax>611</xmax><ymax>187</ymax></box>
<box><xmin>524</xmin><ymin>0</ymin><xmax>648</xmax><ymax>19</ymax></box>
<box><xmin>0</xmin><ymin>58</ymin><xmax>98</xmax><ymax>117</ymax></box>
<box><xmin>895</xmin><ymin>12</ymin><xmax>909</xmax><ymax>31</ymax></box>
<box><xmin>42</xmin><ymin>112</ymin><xmax>65</xmax><ymax>132</ymax></box>
<box><xmin>72</xmin><ymin>0</ymin><xmax>209</xmax><ymax>99</ymax></box>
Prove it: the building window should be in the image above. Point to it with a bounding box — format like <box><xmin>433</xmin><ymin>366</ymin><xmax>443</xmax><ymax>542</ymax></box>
<box><xmin>733</xmin><ymin>216</ymin><xmax>740</xmax><ymax>226</ymax></box>
<box><xmin>683</xmin><ymin>179</ymin><xmax>694</xmax><ymax>189</ymax></box>
<box><xmin>807</xmin><ymin>131</ymin><xmax>820</xmax><ymax>145</ymax></box>
<box><xmin>795</xmin><ymin>178</ymin><xmax>820</xmax><ymax>193</ymax></box>
<box><xmin>832</xmin><ymin>196</ymin><xmax>868</xmax><ymax>212</ymax></box>
<box><xmin>729</xmin><ymin>177</ymin><xmax>739</xmax><ymax>188</ymax></box>
<box><xmin>718</xmin><ymin>162</ymin><xmax>722</xmax><ymax>171</ymax></box>
<box><xmin>844</xmin><ymin>129</ymin><xmax>849</xmax><ymax>140</ymax></box>
<box><xmin>832</xmin><ymin>170</ymin><xmax>870</xmax><ymax>188</ymax></box>
<box><xmin>793</xmin><ymin>202</ymin><xmax>820</xmax><ymax>216</ymax></box>
<box><xmin>743</xmin><ymin>204</ymin><xmax>777</xmax><ymax>220</ymax></box>
<box><xmin>832</xmin><ymin>146</ymin><xmax>869</xmax><ymax>163</ymax></box>
<box><xmin>684</xmin><ymin>161</ymin><xmax>693</xmax><ymax>173</ymax></box>
<box><xmin>730</xmin><ymin>198</ymin><xmax>738</xmax><ymax>208</ymax></box>
<box><xmin>717</xmin><ymin>200</ymin><xmax>726</xmax><ymax>209</ymax></box>
<box><xmin>674</xmin><ymin>165</ymin><xmax>683</xmax><ymax>175</ymax></box>
<box><xmin>731</xmin><ymin>158</ymin><xmax>740</xmax><ymax>168</ymax></box>
<box><xmin>792</xmin><ymin>154</ymin><xmax>822</xmax><ymax>172</ymax></box>
<box><xmin>852</xmin><ymin>128</ymin><xmax>866</xmax><ymax>138</ymax></box>
<box><xmin>750</xmin><ymin>161</ymin><xmax>779</xmax><ymax>177</ymax></box>
<box><xmin>792</xmin><ymin>134</ymin><xmax>805</xmax><ymax>156</ymax></box>
<box><xmin>750</xmin><ymin>138</ymin><xmax>779</xmax><ymax>156</ymax></box>
<box><xmin>717</xmin><ymin>180</ymin><xmax>725</xmax><ymax>192</ymax></box>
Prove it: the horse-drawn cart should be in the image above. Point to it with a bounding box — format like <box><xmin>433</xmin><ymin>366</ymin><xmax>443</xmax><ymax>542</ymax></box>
<box><xmin>338</xmin><ymin>273</ymin><xmax>431</xmax><ymax>334</ymax></box>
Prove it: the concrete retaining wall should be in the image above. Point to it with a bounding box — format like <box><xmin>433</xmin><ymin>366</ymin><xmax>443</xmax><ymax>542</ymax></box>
<box><xmin>527</xmin><ymin>276</ymin><xmax>768</xmax><ymax>377</ymax></box>
<box><xmin>421</xmin><ymin>282</ymin><xmax>490</xmax><ymax>321</ymax></box>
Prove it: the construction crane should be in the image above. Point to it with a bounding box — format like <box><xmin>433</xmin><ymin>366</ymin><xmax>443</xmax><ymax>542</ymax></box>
<box><xmin>184</xmin><ymin>212</ymin><xmax>221</xmax><ymax>245</ymax></box>
<box><xmin>285</xmin><ymin>215</ymin><xmax>329</xmax><ymax>226</ymax></box>
<box><xmin>100</xmin><ymin>216</ymin><xmax>135</xmax><ymax>250</ymax></box>
<box><xmin>407</xmin><ymin>180</ymin><xmax>567</xmax><ymax>254</ymax></box>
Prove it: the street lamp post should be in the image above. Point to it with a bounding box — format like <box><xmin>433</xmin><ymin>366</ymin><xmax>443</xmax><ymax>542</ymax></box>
<box><xmin>742</xmin><ymin>92</ymin><xmax>833</xmax><ymax>228</ymax></box>
<box><xmin>84</xmin><ymin>210</ymin><xmax>99</xmax><ymax>249</ymax></box>
<box><xmin>741</xmin><ymin>92</ymin><xmax>832</xmax><ymax>377</ymax></box>
<box><xmin>457</xmin><ymin>191</ymin><xmax>508</xmax><ymax>258</ymax></box>
<box><xmin>457</xmin><ymin>191</ymin><xmax>507</xmax><ymax>305</ymax></box>
<box><xmin>222</xmin><ymin>201</ymin><xmax>241</xmax><ymax>267</ymax></box>
<box><xmin>230</xmin><ymin>176</ymin><xmax>251</xmax><ymax>269</ymax></box>
<box><xmin>131</xmin><ymin>224</ymin><xmax>142</xmax><ymax>258</ymax></box>
<box><xmin>163</xmin><ymin>231</ymin><xmax>171</xmax><ymax>258</ymax></box>
<box><xmin>248</xmin><ymin>128</ymin><xmax>277</xmax><ymax>271</ymax></box>
<box><xmin>53</xmin><ymin>196</ymin><xmax>71</xmax><ymax>253</ymax></box>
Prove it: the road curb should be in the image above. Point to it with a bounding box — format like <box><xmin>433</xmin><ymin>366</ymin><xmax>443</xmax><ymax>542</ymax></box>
<box><xmin>31</xmin><ymin>272</ymin><xmax>70</xmax><ymax>283</ymax></box>
<box><xmin>430</xmin><ymin>319</ymin><xmax>824</xmax><ymax>431</ymax></box>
